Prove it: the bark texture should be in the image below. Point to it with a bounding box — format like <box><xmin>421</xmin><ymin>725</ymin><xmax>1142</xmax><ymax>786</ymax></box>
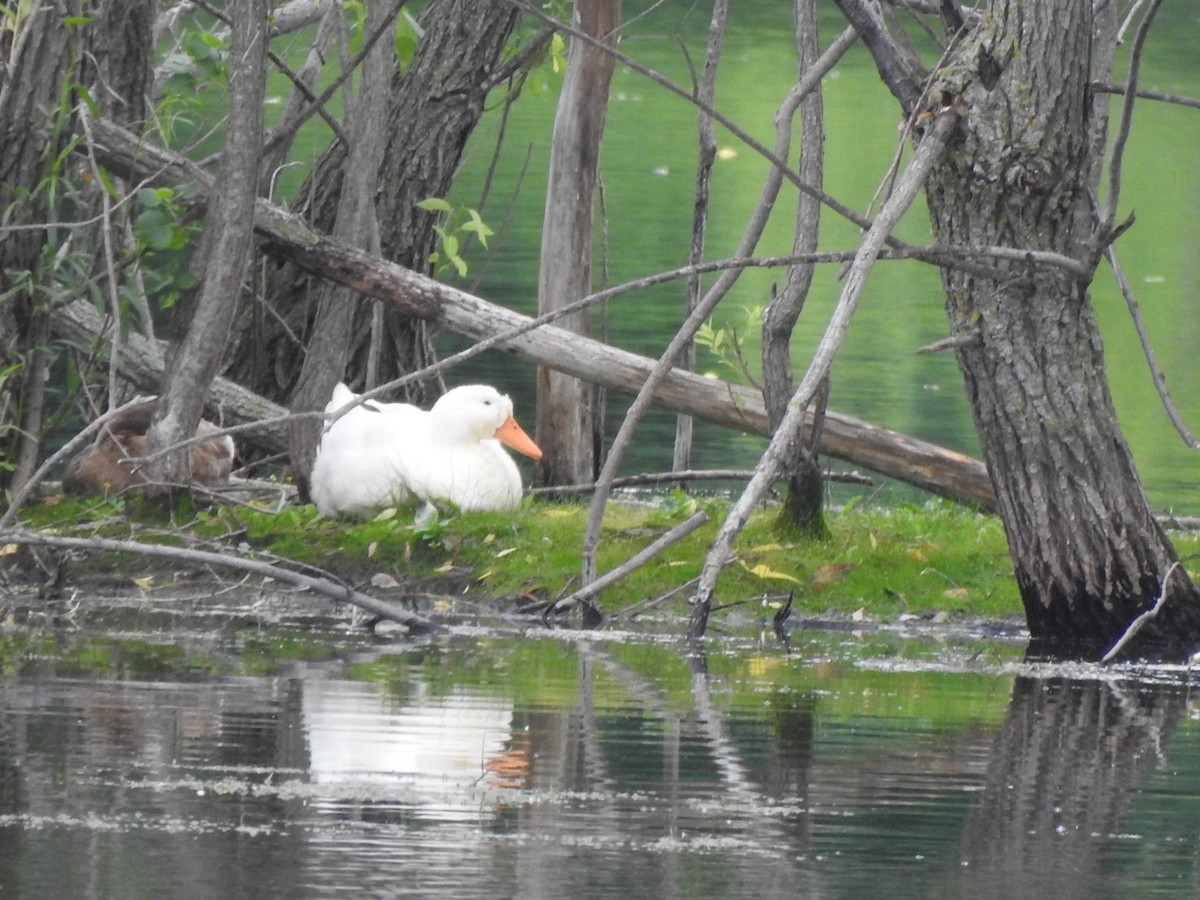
<box><xmin>285</xmin><ymin>0</ymin><xmax>394</xmax><ymax>491</ymax></box>
<box><xmin>223</xmin><ymin>0</ymin><xmax>520</xmax><ymax>411</ymax></box>
<box><xmin>0</xmin><ymin>0</ymin><xmax>153</xmax><ymax>493</ymax></box>
<box><xmin>536</xmin><ymin>0</ymin><xmax>621</xmax><ymax>487</ymax></box>
<box><xmin>147</xmin><ymin>0</ymin><xmax>267</xmax><ymax>486</ymax></box>
<box><xmin>762</xmin><ymin>0</ymin><xmax>828</xmax><ymax>537</ymax></box>
<box><xmin>924</xmin><ymin>0</ymin><xmax>1200</xmax><ymax>652</ymax></box>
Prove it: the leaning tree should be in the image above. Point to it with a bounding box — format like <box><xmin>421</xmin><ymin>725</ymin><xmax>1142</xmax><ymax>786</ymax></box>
<box><xmin>691</xmin><ymin>0</ymin><xmax>1200</xmax><ymax>657</ymax></box>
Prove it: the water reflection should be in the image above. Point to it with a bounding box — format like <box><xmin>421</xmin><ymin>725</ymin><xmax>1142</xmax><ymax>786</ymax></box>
<box><xmin>952</xmin><ymin>676</ymin><xmax>1189</xmax><ymax>900</ymax></box>
<box><xmin>1</xmin><ymin>633</ymin><xmax>1199</xmax><ymax>898</ymax></box>
<box><xmin>302</xmin><ymin>678</ymin><xmax>517</xmax><ymax>819</ymax></box>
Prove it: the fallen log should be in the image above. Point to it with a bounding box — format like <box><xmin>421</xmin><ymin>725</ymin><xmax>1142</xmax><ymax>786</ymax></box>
<box><xmin>78</xmin><ymin>118</ymin><xmax>995</xmax><ymax>509</ymax></box>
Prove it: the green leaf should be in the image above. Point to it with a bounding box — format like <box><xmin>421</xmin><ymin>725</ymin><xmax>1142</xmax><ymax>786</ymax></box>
<box><xmin>460</xmin><ymin>209</ymin><xmax>494</xmax><ymax>248</ymax></box>
<box><xmin>136</xmin><ymin>209</ymin><xmax>176</xmax><ymax>250</ymax></box>
<box><xmin>417</xmin><ymin>197</ymin><xmax>453</xmax><ymax>213</ymax></box>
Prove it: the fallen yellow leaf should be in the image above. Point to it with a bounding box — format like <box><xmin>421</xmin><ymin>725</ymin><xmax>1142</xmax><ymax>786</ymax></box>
<box><xmin>741</xmin><ymin>561</ymin><xmax>803</xmax><ymax>584</ymax></box>
<box><xmin>131</xmin><ymin>576</ymin><xmax>154</xmax><ymax>591</ymax></box>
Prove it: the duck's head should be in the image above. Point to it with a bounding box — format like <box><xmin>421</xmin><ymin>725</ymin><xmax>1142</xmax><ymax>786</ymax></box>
<box><xmin>433</xmin><ymin>385</ymin><xmax>543</xmax><ymax>459</ymax></box>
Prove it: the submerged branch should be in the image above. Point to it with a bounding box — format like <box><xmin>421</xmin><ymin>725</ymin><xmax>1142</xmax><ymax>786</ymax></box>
<box><xmin>0</xmin><ymin>528</ymin><xmax>436</xmax><ymax>632</ymax></box>
<box><xmin>1101</xmin><ymin>561</ymin><xmax>1180</xmax><ymax>663</ymax></box>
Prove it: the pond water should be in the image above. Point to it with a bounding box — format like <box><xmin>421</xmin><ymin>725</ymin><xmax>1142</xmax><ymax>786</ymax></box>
<box><xmin>437</xmin><ymin>2</ymin><xmax>1200</xmax><ymax>512</ymax></box>
<box><xmin>3</xmin><ymin>606</ymin><xmax>1200</xmax><ymax>899</ymax></box>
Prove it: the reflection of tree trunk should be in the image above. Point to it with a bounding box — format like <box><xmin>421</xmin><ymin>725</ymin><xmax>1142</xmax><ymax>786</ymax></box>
<box><xmin>953</xmin><ymin>676</ymin><xmax>1185</xmax><ymax>897</ymax></box>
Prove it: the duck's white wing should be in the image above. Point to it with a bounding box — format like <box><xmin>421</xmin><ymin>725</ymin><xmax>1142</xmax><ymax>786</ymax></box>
<box><xmin>400</xmin><ymin>436</ymin><xmax>523</xmax><ymax>511</ymax></box>
<box><xmin>310</xmin><ymin>387</ymin><xmax>427</xmax><ymax>517</ymax></box>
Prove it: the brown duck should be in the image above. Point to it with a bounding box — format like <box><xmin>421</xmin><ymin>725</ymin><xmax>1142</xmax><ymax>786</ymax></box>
<box><xmin>62</xmin><ymin>400</ymin><xmax>235</xmax><ymax>497</ymax></box>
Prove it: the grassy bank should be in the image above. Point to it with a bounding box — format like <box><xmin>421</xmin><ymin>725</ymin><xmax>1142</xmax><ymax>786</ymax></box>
<box><xmin>11</xmin><ymin>491</ymin><xmax>1021</xmax><ymax>621</ymax></box>
<box><xmin>15</xmin><ymin>490</ymin><xmax>1200</xmax><ymax>627</ymax></box>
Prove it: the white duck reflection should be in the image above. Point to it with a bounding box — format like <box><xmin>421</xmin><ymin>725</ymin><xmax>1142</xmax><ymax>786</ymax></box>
<box><xmin>301</xmin><ymin>678</ymin><xmax>524</xmax><ymax>819</ymax></box>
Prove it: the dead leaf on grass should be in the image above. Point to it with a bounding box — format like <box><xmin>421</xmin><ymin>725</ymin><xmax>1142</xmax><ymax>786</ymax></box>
<box><xmin>740</xmin><ymin>561</ymin><xmax>803</xmax><ymax>584</ymax></box>
<box><xmin>808</xmin><ymin>562</ymin><xmax>857</xmax><ymax>588</ymax></box>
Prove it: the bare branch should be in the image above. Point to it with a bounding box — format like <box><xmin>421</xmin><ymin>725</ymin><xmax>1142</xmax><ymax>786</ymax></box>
<box><xmin>550</xmin><ymin>510</ymin><xmax>710</xmax><ymax>618</ymax></box>
<box><xmin>1104</xmin><ymin>246</ymin><xmax>1200</xmax><ymax>448</ymax></box>
<box><xmin>689</xmin><ymin>110</ymin><xmax>962</xmax><ymax>640</ymax></box>
<box><xmin>1091</xmin><ymin>82</ymin><xmax>1200</xmax><ymax>111</ymax></box>
<box><xmin>1101</xmin><ymin>0</ymin><xmax>1163</xmax><ymax>235</ymax></box>
<box><xmin>507</xmin><ymin>0</ymin><xmax>890</xmax><ymax>242</ymax></box>
<box><xmin>831</xmin><ymin>0</ymin><xmax>926</xmax><ymax>114</ymax></box>
<box><xmin>0</xmin><ymin>527</ymin><xmax>435</xmax><ymax>632</ymax></box>
<box><xmin>1102</xmin><ymin>561</ymin><xmax>1181</xmax><ymax>663</ymax></box>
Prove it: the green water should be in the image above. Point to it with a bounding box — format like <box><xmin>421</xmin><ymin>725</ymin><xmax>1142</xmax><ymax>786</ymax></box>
<box><xmin>2</xmin><ymin>621</ymin><xmax>1199</xmax><ymax>899</ymax></box>
<box><xmin>442</xmin><ymin>3</ymin><xmax>1200</xmax><ymax>512</ymax></box>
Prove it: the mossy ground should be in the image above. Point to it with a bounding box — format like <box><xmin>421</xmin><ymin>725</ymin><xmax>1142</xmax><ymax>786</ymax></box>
<box><xmin>14</xmin><ymin>490</ymin><xmax>1200</xmax><ymax>626</ymax></box>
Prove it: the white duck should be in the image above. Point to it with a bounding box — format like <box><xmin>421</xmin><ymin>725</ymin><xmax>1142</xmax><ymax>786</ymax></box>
<box><xmin>309</xmin><ymin>383</ymin><xmax>542</xmax><ymax>517</ymax></box>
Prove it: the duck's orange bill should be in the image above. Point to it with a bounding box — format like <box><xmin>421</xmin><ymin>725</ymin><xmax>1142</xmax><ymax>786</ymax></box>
<box><xmin>495</xmin><ymin>416</ymin><xmax>543</xmax><ymax>459</ymax></box>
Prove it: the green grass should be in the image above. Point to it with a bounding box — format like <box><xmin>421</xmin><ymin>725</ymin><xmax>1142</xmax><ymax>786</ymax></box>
<box><xmin>19</xmin><ymin>491</ymin><xmax>1200</xmax><ymax>625</ymax></box>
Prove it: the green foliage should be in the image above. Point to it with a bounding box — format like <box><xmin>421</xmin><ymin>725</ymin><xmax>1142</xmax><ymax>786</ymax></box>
<box><xmin>395</xmin><ymin>10</ymin><xmax>423</xmax><ymax>70</ymax></box>
<box><xmin>132</xmin><ymin>186</ymin><xmax>200</xmax><ymax>311</ymax></box>
<box><xmin>696</xmin><ymin>305</ymin><xmax>764</xmax><ymax>388</ymax></box>
<box><xmin>417</xmin><ymin>197</ymin><xmax>494</xmax><ymax>278</ymax></box>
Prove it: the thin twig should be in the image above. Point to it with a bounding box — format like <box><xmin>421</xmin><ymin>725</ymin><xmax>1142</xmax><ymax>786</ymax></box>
<box><xmin>1104</xmin><ymin>245</ymin><xmax>1200</xmax><ymax>447</ymax></box>
<box><xmin>1101</xmin><ymin>0</ymin><xmax>1163</xmax><ymax>234</ymax></box>
<box><xmin>1102</xmin><ymin>560</ymin><xmax>1180</xmax><ymax>663</ymax></box>
<box><xmin>1091</xmin><ymin>82</ymin><xmax>1200</xmax><ymax>111</ymax></box>
<box><xmin>688</xmin><ymin>111</ymin><xmax>961</xmax><ymax>640</ymax></box>
<box><xmin>529</xmin><ymin>467</ymin><xmax>873</xmax><ymax>495</ymax></box>
<box><xmin>580</xmin><ymin>22</ymin><xmax>862</xmax><ymax>585</ymax></box>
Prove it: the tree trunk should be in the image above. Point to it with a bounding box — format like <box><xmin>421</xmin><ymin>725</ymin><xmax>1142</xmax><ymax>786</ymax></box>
<box><xmin>223</xmin><ymin>0</ymin><xmax>520</xmax><ymax>412</ymax></box>
<box><xmin>535</xmin><ymin>0</ymin><xmax>620</xmax><ymax>487</ymax></box>
<box><xmin>82</xmin><ymin>115</ymin><xmax>997</xmax><ymax>507</ymax></box>
<box><xmin>146</xmin><ymin>0</ymin><xmax>267</xmax><ymax>487</ymax></box>
<box><xmin>0</xmin><ymin>0</ymin><xmax>153</xmax><ymax>494</ymax></box>
<box><xmin>762</xmin><ymin>0</ymin><xmax>829</xmax><ymax>538</ymax></box>
<box><xmin>286</xmin><ymin>0</ymin><xmax>394</xmax><ymax>493</ymax></box>
<box><xmin>923</xmin><ymin>0</ymin><xmax>1200</xmax><ymax>653</ymax></box>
